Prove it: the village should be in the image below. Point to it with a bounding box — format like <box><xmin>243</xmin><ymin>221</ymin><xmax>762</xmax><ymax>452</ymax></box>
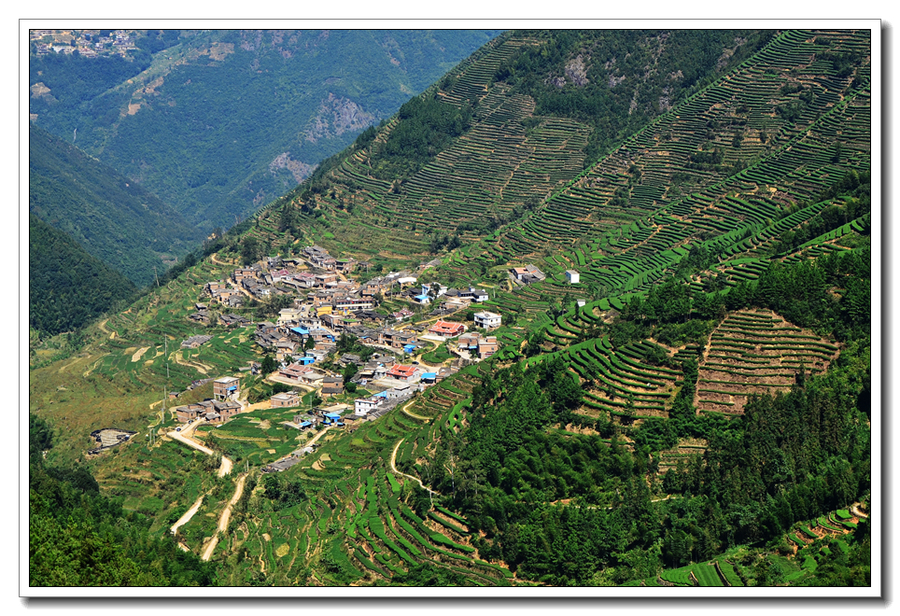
<box><xmin>164</xmin><ymin>245</ymin><xmax>549</xmax><ymax>471</ymax></box>
<box><xmin>29</xmin><ymin>29</ymin><xmax>141</xmax><ymax>58</ymax></box>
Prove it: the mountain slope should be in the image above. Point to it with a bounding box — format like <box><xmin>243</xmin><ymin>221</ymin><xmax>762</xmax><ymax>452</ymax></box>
<box><xmin>28</xmin><ymin>27</ymin><xmax>872</xmax><ymax>590</ymax></box>
<box><xmin>30</xmin><ymin>29</ymin><xmax>502</xmax><ymax>230</ymax></box>
<box><xmin>249</xmin><ymin>29</ymin><xmax>774</xmax><ymax>257</ymax></box>
<box><xmin>29</xmin><ymin>124</ymin><xmax>204</xmax><ymax>287</ymax></box>
<box><xmin>29</xmin><ymin>213</ymin><xmax>137</xmax><ymax>337</ymax></box>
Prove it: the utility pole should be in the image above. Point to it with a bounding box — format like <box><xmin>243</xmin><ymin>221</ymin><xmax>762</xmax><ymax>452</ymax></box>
<box><xmin>162</xmin><ymin>336</ymin><xmax>169</xmax><ymax>423</ymax></box>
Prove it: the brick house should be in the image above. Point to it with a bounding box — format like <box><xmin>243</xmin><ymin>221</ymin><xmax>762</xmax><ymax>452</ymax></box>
<box><xmin>428</xmin><ymin>320</ymin><xmax>467</xmax><ymax>339</ymax></box>
<box><xmin>213</xmin><ymin>376</ymin><xmax>240</xmax><ymax>401</ymax></box>
<box><xmin>271</xmin><ymin>391</ymin><xmax>301</xmax><ymax>408</ymax></box>
<box><xmin>321</xmin><ymin>377</ymin><xmax>344</xmax><ymax>397</ymax></box>
<box><xmin>478</xmin><ymin>336</ymin><xmax>499</xmax><ymax>359</ymax></box>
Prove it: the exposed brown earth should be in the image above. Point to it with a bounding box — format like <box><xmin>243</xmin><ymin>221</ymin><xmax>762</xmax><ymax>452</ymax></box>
<box><xmin>695</xmin><ymin>309</ymin><xmax>840</xmax><ymax>415</ymax></box>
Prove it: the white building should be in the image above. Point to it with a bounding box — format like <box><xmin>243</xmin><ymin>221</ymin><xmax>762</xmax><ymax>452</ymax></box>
<box><xmin>354</xmin><ymin>397</ymin><xmax>381</xmax><ymax>417</ymax></box>
<box><xmin>474</xmin><ymin>311</ymin><xmax>502</xmax><ymax>330</ymax></box>
<box><xmin>565</xmin><ymin>270</ymin><xmax>580</xmax><ymax>284</ymax></box>
<box><xmin>278</xmin><ymin>307</ymin><xmax>304</xmax><ymax>324</ymax></box>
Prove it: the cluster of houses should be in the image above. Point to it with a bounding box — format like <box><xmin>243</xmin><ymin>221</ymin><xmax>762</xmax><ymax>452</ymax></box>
<box><xmin>31</xmin><ymin>29</ymin><xmax>138</xmax><ymax>58</ymax></box>
<box><xmin>169</xmin><ymin>245</ymin><xmax>514</xmax><ymax>435</ymax></box>
<box><xmin>172</xmin><ymin>377</ymin><xmax>242</xmax><ymax>424</ymax></box>
<box><xmin>200</xmin><ymin>253</ymin><xmax>391</xmax><ymax>313</ymax></box>
<box><xmin>456</xmin><ymin>331</ymin><xmax>500</xmax><ymax>360</ymax></box>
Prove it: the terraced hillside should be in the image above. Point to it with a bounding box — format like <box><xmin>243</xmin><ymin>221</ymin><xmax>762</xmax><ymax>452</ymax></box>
<box><xmin>29</xmin><ymin>27</ymin><xmax>872</xmax><ymax>589</ymax></box>
<box><xmin>695</xmin><ymin>309</ymin><xmax>840</xmax><ymax>415</ymax></box>
<box><xmin>462</xmin><ymin>29</ymin><xmax>870</xmax><ymax>298</ymax></box>
<box><xmin>254</xmin><ymin>29</ymin><xmax>776</xmax><ymax>257</ymax></box>
<box><xmin>247</xmin><ymin>29</ymin><xmax>870</xmax><ymax>341</ymax></box>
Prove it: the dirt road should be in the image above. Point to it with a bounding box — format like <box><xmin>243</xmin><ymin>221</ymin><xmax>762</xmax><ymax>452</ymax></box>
<box><xmin>305</xmin><ymin>425</ymin><xmax>333</xmax><ymax>447</ymax></box>
<box><xmin>400</xmin><ymin>398</ymin><xmax>431</xmax><ymax>422</ymax></box>
<box><xmin>169</xmin><ymin>419</ymin><xmax>234</xmax><ymax>477</ymax></box>
<box><xmin>201</xmin><ymin>473</ymin><xmax>247</xmax><ymax>561</ymax></box>
<box><xmin>169</xmin><ymin>426</ymin><xmax>215</xmax><ymax>456</ymax></box>
<box><xmin>390</xmin><ymin>438</ymin><xmax>437</xmax><ymax>495</ymax></box>
<box><xmin>170</xmin><ymin>495</ymin><xmax>205</xmax><ymax>535</ymax></box>
<box><xmin>209</xmin><ymin>252</ymin><xmax>233</xmax><ymax>267</ymax></box>
<box><xmin>218</xmin><ymin>456</ymin><xmax>233</xmax><ymax>477</ymax></box>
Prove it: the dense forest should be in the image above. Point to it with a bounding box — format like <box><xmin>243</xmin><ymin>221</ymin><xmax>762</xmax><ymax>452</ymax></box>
<box><xmin>420</xmin><ymin>241</ymin><xmax>871</xmax><ymax>585</ymax></box>
<box><xmin>29</xmin><ymin>124</ymin><xmax>202</xmax><ymax>286</ymax></box>
<box><xmin>29</xmin><ymin>213</ymin><xmax>137</xmax><ymax>337</ymax></box>
<box><xmin>29</xmin><ymin>414</ymin><xmax>217</xmax><ymax>586</ymax></box>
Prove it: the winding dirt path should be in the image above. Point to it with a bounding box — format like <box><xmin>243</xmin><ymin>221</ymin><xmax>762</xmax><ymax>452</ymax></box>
<box><xmin>201</xmin><ymin>473</ymin><xmax>248</xmax><ymax>561</ymax></box>
<box><xmin>168</xmin><ymin>420</ymin><xmax>234</xmax><ymax>476</ymax></box>
<box><xmin>400</xmin><ymin>398</ymin><xmax>431</xmax><ymax>422</ymax></box>
<box><xmin>170</xmin><ymin>495</ymin><xmax>205</xmax><ymax>536</ymax></box>
<box><xmin>169</xmin><ymin>425</ymin><xmax>215</xmax><ymax>456</ymax></box>
<box><xmin>209</xmin><ymin>252</ymin><xmax>233</xmax><ymax>267</ymax></box>
<box><xmin>390</xmin><ymin>438</ymin><xmax>437</xmax><ymax>495</ymax></box>
<box><xmin>97</xmin><ymin>318</ymin><xmax>116</xmax><ymax>339</ymax></box>
<box><xmin>173</xmin><ymin>350</ymin><xmax>211</xmax><ymax>375</ymax></box>
<box><xmin>218</xmin><ymin>456</ymin><xmax>233</xmax><ymax>478</ymax></box>
<box><xmin>850</xmin><ymin>502</ymin><xmax>869</xmax><ymax>518</ymax></box>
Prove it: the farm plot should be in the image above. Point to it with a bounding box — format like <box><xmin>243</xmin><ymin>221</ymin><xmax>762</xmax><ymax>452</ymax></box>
<box><xmin>695</xmin><ymin>309</ymin><xmax>840</xmax><ymax>415</ymax></box>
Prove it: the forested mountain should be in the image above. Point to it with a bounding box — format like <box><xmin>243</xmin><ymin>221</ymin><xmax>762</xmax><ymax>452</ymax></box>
<box><xmin>29</xmin><ymin>213</ymin><xmax>137</xmax><ymax>338</ymax></box>
<box><xmin>29</xmin><ymin>29</ymin><xmax>502</xmax><ymax>230</ymax></box>
<box><xmin>28</xmin><ymin>28</ymin><xmax>873</xmax><ymax>591</ymax></box>
<box><xmin>29</xmin><ymin>124</ymin><xmax>202</xmax><ymax>286</ymax></box>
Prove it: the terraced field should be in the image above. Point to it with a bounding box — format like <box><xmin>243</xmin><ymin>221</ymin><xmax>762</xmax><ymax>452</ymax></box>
<box><xmin>201</xmin><ymin>363</ymin><xmax>513</xmax><ymax>586</ymax></box>
<box><xmin>695</xmin><ymin>309</ymin><xmax>840</xmax><ymax>415</ymax></box>
<box><xmin>523</xmin><ymin>336</ymin><xmax>681</xmax><ymax>422</ymax></box>
<box><xmin>657</xmin><ymin>439</ymin><xmax>708</xmax><ymax>474</ymax></box>
<box><xmin>451</xmin><ymin>29</ymin><xmax>871</xmax><ymax>301</ymax></box>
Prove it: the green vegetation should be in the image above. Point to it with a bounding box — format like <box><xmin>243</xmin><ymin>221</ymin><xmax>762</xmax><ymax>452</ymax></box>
<box><xmin>29</xmin><ymin>124</ymin><xmax>202</xmax><ymax>286</ymax></box>
<box><xmin>30</xmin><ymin>30</ymin><xmax>501</xmax><ymax>230</ymax></box>
<box><xmin>29</xmin><ymin>27</ymin><xmax>871</xmax><ymax>589</ymax></box>
<box><xmin>29</xmin><ymin>414</ymin><xmax>217</xmax><ymax>586</ymax></box>
<box><xmin>29</xmin><ymin>214</ymin><xmax>137</xmax><ymax>337</ymax></box>
<box><xmin>493</xmin><ymin>29</ymin><xmax>775</xmax><ymax>167</ymax></box>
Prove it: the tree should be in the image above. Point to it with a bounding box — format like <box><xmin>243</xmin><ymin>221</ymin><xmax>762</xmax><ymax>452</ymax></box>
<box><xmin>261</xmin><ymin>355</ymin><xmax>277</xmax><ymax>375</ymax></box>
<box><xmin>342</xmin><ymin>363</ymin><xmax>358</xmax><ymax>384</ymax></box>
<box><xmin>240</xmin><ymin>236</ymin><xmax>264</xmax><ymax>265</ymax></box>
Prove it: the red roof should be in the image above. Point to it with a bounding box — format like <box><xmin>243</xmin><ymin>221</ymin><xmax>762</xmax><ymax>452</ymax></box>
<box><xmin>387</xmin><ymin>364</ymin><xmax>417</xmax><ymax>378</ymax></box>
<box><xmin>428</xmin><ymin>320</ymin><xmax>467</xmax><ymax>336</ymax></box>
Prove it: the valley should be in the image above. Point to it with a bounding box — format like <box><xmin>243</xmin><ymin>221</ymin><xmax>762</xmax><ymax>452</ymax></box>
<box><xmin>27</xmin><ymin>26</ymin><xmax>874</xmax><ymax>591</ymax></box>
